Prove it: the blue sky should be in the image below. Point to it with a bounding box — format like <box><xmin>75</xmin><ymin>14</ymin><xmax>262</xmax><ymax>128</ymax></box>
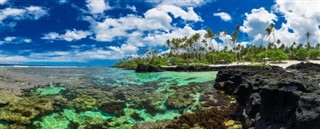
<box><xmin>0</xmin><ymin>0</ymin><xmax>319</xmax><ymax>66</ymax></box>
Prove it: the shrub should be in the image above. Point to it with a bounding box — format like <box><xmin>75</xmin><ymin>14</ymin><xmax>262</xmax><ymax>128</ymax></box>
<box><xmin>270</xmin><ymin>50</ymin><xmax>288</xmax><ymax>62</ymax></box>
<box><xmin>256</xmin><ymin>50</ymin><xmax>272</xmax><ymax>61</ymax></box>
<box><xmin>309</xmin><ymin>49</ymin><xmax>320</xmax><ymax>60</ymax></box>
<box><xmin>169</xmin><ymin>57</ymin><xmax>185</xmax><ymax>65</ymax></box>
<box><xmin>206</xmin><ymin>52</ymin><xmax>234</xmax><ymax>64</ymax></box>
<box><xmin>295</xmin><ymin>48</ymin><xmax>310</xmax><ymax>60</ymax></box>
<box><xmin>149</xmin><ymin>57</ymin><xmax>168</xmax><ymax>66</ymax></box>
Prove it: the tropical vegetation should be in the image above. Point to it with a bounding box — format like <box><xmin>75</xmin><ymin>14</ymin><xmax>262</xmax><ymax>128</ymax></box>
<box><xmin>115</xmin><ymin>24</ymin><xmax>320</xmax><ymax>68</ymax></box>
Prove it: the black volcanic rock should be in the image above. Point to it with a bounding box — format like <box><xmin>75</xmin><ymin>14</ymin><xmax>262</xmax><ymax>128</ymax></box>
<box><xmin>135</xmin><ymin>64</ymin><xmax>164</xmax><ymax>72</ymax></box>
<box><xmin>214</xmin><ymin>64</ymin><xmax>320</xmax><ymax>129</ymax></box>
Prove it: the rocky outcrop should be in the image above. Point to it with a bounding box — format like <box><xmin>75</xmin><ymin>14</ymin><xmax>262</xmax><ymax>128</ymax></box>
<box><xmin>214</xmin><ymin>63</ymin><xmax>320</xmax><ymax>129</ymax></box>
<box><xmin>135</xmin><ymin>64</ymin><xmax>164</xmax><ymax>72</ymax></box>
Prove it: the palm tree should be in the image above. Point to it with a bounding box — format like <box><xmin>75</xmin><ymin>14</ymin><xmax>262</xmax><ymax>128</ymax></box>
<box><xmin>305</xmin><ymin>32</ymin><xmax>311</xmax><ymax>50</ymax></box>
<box><xmin>264</xmin><ymin>23</ymin><xmax>275</xmax><ymax>61</ymax></box>
<box><xmin>204</xmin><ymin>28</ymin><xmax>214</xmax><ymax>51</ymax></box>
<box><xmin>223</xmin><ymin>30</ymin><xmax>228</xmax><ymax>52</ymax></box>
<box><xmin>231</xmin><ymin>31</ymin><xmax>238</xmax><ymax>63</ymax></box>
<box><xmin>276</xmin><ymin>39</ymin><xmax>281</xmax><ymax>49</ymax></box>
<box><xmin>191</xmin><ymin>33</ymin><xmax>201</xmax><ymax>64</ymax></box>
<box><xmin>316</xmin><ymin>43</ymin><xmax>320</xmax><ymax>49</ymax></box>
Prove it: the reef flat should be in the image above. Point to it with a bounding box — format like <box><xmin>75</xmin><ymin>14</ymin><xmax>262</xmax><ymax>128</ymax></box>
<box><xmin>0</xmin><ymin>67</ymin><xmax>241</xmax><ymax>129</ymax></box>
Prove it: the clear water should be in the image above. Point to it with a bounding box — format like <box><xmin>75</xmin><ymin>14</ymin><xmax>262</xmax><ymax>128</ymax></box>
<box><xmin>0</xmin><ymin>67</ymin><xmax>218</xmax><ymax>128</ymax></box>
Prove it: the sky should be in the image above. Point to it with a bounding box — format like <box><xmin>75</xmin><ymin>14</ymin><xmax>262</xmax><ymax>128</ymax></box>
<box><xmin>0</xmin><ymin>0</ymin><xmax>319</xmax><ymax>66</ymax></box>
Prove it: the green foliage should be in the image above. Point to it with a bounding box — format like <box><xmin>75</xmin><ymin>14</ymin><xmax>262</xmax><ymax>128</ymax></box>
<box><xmin>207</xmin><ymin>52</ymin><xmax>234</xmax><ymax>64</ymax></box>
<box><xmin>295</xmin><ymin>48</ymin><xmax>310</xmax><ymax>60</ymax></box>
<box><xmin>114</xmin><ymin>59</ymin><xmax>139</xmax><ymax>69</ymax></box>
<box><xmin>309</xmin><ymin>49</ymin><xmax>320</xmax><ymax>60</ymax></box>
<box><xmin>169</xmin><ymin>57</ymin><xmax>185</xmax><ymax>65</ymax></box>
<box><xmin>256</xmin><ymin>50</ymin><xmax>272</xmax><ymax>61</ymax></box>
<box><xmin>245</xmin><ymin>51</ymin><xmax>257</xmax><ymax>63</ymax></box>
<box><xmin>270</xmin><ymin>50</ymin><xmax>288</xmax><ymax>62</ymax></box>
<box><xmin>149</xmin><ymin>57</ymin><xmax>168</xmax><ymax>67</ymax></box>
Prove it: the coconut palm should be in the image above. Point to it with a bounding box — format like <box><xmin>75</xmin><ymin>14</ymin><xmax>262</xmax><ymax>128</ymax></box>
<box><xmin>223</xmin><ymin>30</ymin><xmax>228</xmax><ymax>52</ymax></box>
<box><xmin>231</xmin><ymin>31</ymin><xmax>238</xmax><ymax>63</ymax></box>
<box><xmin>305</xmin><ymin>32</ymin><xmax>311</xmax><ymax>50</ymax></box>
<box><xmin>204</xmin><ymin>28</ymin><xmax>214</xmax><ymax>51</ymax></box>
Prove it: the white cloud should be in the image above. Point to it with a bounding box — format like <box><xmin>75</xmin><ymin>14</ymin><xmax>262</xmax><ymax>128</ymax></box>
<box><xmin>0</xmin><ymin>0</ymin><xmax>8</xmax><ymax>5</ymax></box>
<box><xmin>42</xmin><ymin>29</ymin><xmax>92</xmax><ymax>42</ymax></box>
<box><xmin>273</xmin><ymin>0</ymin><xmax>320</xmax><ymax>46</ymax></box>
<box><xmin>0</xmin><ymin>6</ymin><xmax>48</xmax><ymax>28</ymax></box>
<box><xmin>87</xmin><ymin>4</ymin><xmax>201</xmax><ymax>42</ymax></box>
<box><xmin>126</xmin><ymin>5</ymin><xmax>137</xmax><ymax>12</ymax></box>
<box><xmin>240</xmin><ymin>7</ymin><xmax>277</xmax><ymax>46</ymax></box>
<box><xmin>240</xmin><ymin>1</ymin><xmax>320</xmax><ymax>47</ymax></box>
<box><xmin>86</xmin><ymin>0</ymin><xmax>110</xmax><ymax>14</ymax></box>
<box><xmin>1</xmin><ymin>36</ymin><xmax>32</xmax><ymax>45</ymax></box>
<box><xmin>155</xmin><ymin>5</ymin><xmax>202</xmax><ymax>22</ymax></box>
<box><xmin>4</xmin><ymin>36</ymin><xmax>16</xmax><ymax>42</ymax></box>
<box><xmin>213</xmin><ymin>12</ymin><xmax>232</xmax><ymax>22</ymax></box>
<box><xmin>147</xmin><ymin>0</ymin><xmax>213</xmax><ymax>7</ymax></box>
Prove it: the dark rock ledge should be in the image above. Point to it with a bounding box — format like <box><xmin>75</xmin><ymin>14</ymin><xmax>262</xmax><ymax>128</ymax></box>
<box><xmin>135</xmin><ymin>64</ymin><xmax>234</xmax><ymax>72</ymax></box>
<box><xmin>213</xmin><ymin>63</ymin><xmax>320</xmax><ymax>129</ymax></box>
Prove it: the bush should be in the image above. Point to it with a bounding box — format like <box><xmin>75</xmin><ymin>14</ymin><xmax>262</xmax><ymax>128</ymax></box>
<box><xmin>149</xmin><ymin>57</ymin><xmax>168</xmax><ymax>66</ymax></box>
<box><xmin>217</xmin><ymin>52</ymin><xmax>234</xmax><ymax>63</ymax></box>
<box><xmin>256</xmin><ymin>50</ymin><xmax>272</xmax><ymax>61</ymax></box>
<box><xmin>295</xmin><ymin>48</ymin><xmax>310</xmax><ymax>60</ymax></box>
<box><xmin>169</xmin><ymin>57</ymin><xmax>185</xmax><ymax>65</ymax></box>
<box><xmin>309</xmin><ymin>49</ymin><xmax>320</xmax><ymax>60</ymax></box>
<box><xmin>270</xmin><ymin>50</ymin><xmax>288</xmax><ymax>62</ymax></box>
<box><xmin>245</xmin><ymin>51</ymin><xmax>257</xmax><ymax>63</ymax></box>
<box><xmin>206</xmin><ymin>52</ymin><xmax>234</xmax><ymax>64</ymax></box>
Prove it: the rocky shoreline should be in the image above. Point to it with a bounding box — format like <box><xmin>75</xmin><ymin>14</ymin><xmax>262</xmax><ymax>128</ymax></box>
<box><xmin>135</xmin><ymin>64</ymin><xmax>234</xmax><ymax>72</ymax></box>
<box><xmin>213</xmin><ymin>62</ymin><xmax>320</xmax><ymax>129</ymax></box>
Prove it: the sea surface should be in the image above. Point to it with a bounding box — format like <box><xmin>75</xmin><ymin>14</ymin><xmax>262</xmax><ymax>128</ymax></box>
<box><xmin>0</xmin><ymin>67</ymin><xmax>218</xmax><ymax>128</ymax></box>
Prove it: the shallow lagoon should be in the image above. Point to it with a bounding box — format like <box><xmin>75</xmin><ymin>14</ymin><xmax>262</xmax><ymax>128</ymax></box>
<box><xmin>0</xmin><ymin>67</ymin><xmax>219</xmax><ymax>128</ymax></box>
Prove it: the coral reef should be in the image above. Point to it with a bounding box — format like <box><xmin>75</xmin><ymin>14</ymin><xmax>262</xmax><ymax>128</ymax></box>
<box><xmin>72</xmin><ymin>95</ymin><xmax>98</xmax><ymax>111</ymax></box>
<box><xmin>99</xmin><ymin>101</ymin><xmax>126</xmax><ymax>116</ymax></box>
<box><xmin>0</xmin><ymin>96</ymin><xmax>54</xmax><ymax>125</ymax></box>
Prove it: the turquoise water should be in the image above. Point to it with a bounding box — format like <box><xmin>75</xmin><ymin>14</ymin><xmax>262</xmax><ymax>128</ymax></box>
<box><xmin>92</xmin><ymin>68</ymin><xmax>217</xmax><ymax>87</ymax></box>
<box><xmin>0</xmin><ymin>67</ymin><xmax>218</xmax><ymax>128</ymax></box>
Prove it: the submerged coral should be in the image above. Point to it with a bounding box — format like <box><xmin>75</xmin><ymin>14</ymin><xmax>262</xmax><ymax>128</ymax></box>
<box><xmin>99</xmin><ymin>101</ymin><xmax>126</xmax><ymax>116</ymax></box>
<box><xmin>72</xmin><ymin>95</ymin><xmax>98</xmax><ymax>111</ymax></box>
<box><xmin>0</xmin><ymin>96</ymin><xmax>54</xmax><ymax>125</ymax></box>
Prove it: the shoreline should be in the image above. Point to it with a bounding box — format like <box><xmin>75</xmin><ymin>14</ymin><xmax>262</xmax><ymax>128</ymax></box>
<box><xmin>135</xmin><ymin>60</ymin><xmax>320</xmax><ymax>72</ymax></box>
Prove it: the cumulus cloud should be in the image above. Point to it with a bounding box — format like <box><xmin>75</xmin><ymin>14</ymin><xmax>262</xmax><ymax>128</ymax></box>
<box><xmin>87</xmin><ymin>4</ymin><xmax>201</xmax><ymax>42</ymax></box>
<box><xmin>240</xmin><ymin>7</ymin><xmax>277</xmax><ymax>46</ymax></box>
<box><xmin>86</xmin><ymin>0</ymin><xmax>110</xmax><ymax>14</ymax></box>
<box><xmin>42</xmin><ymin>29</ymin><xmax>92</xmax><ymax>42</ymax></box>
<box><xmin>240</xmin><ymin>1</ymin><xmax>320</xmax><ymax>47</ymax></box>
<box><xmin>0</xmin><ymin>6</ymin><xmax>48</xmax><ymax>28</ymax></box>
<box><xmin>272</xmin><ymin>0</ymin><xmax>320</xmax><ymax>46</ymax></box>
<box><xmin>0</xmin><ymin>0</ymin><xmax>8</xmax><ymax>5</ymax></box>
<box><xmin>213</xmin><ymin>12</ymin><xmax>232</xmax><ymax>22</ymax></box>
